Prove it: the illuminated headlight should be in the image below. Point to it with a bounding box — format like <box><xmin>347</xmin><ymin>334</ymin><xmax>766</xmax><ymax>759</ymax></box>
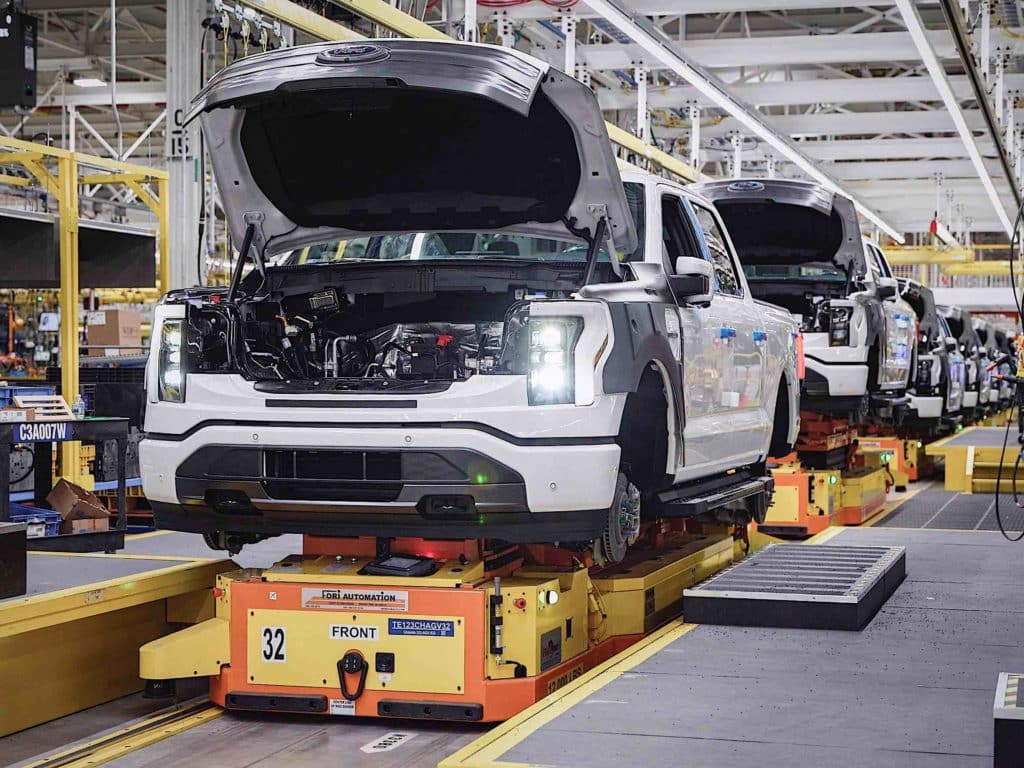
<box><xmin>829</xmin><ymin>306</ymin><xmax>851</xmax><ymax>347</ymax></box>
<box><xmin>158</xmin><ymin>320</ymin><xmax>185</xmax><ymax>402</ymax></box>
<box><xmin>916</xmin><ymin>358</ymin><xmax>932</xmax><ymax>389</ymax></box>
<box><xmin>528</xmin><ymin>317</ymin><xmax>581</xmax><ymax>405</ymax></box>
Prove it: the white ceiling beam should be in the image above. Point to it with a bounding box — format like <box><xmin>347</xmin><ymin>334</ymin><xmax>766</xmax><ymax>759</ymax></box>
<box><xmin>578</xmin><ymin>29</ymin><xmax>993</xmax><ymax>72</ymax></box>
<box><xmin>687</xmin><ymin>108</ymin><xmax>994</xmax><ymax>138</ymax></box>
<box><xmin>827</xmin><ymin>158</ymin><xmax>1004</xmax><ymax>180</ymax></box>
<box><xmin>892</xmin><ymin>0</ymin><xmax>1012</xmax><ymax>235</ymax></box>
<box><xmin>491</xmin><ymin>0</ymin><xmax>909</xmax><ymax>20</ymax></box>
<box><xmin>582</xmin><ymin>0</ymin><xmax>904</xmax><ymax>241</ymax></box>
<box><xmin>701</xmin><ymin>136</ymin><xmax>995</xmax><ymax>161</ymax></box>
<box><xmin>597</xmin><ymin>73</ymin><xmax>1024</xmax><ymax>110</ymax></box>
<box><xmin>50</xmin><ymin>82</ymin><xmax>165</xmax><ymax>106</ymax></box>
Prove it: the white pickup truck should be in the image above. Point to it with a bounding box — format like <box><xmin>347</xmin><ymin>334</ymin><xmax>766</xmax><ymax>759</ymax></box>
<box><xmin>140</xmin><ymin>39</ymin><xmax>800</xmax><ymax>562</ymax></box>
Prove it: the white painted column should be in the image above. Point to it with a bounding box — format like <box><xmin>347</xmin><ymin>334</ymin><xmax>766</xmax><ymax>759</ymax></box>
<box><xmin>765</xmin><ymin>154</ymin><xmax>776</xmax><ymax>179</ymax></box>
<box><xmin>635</xmin><ymin>66</ymin><xmax>649</xmax><ymax>143</ymax></box>
<box><xmin>731</xmin><ymin>132</ymin><xmax>742</xmax><ymax>178</ymax></box>
<box><xmin>165</xmin><ymin>0</ymin><xmax>206</xmax><ymax>289</ymax></box>
<box><xmin>688</xmin><ymin>101</ymin><xmax>700</xmax><ymax>172</ymax></box>
<box><xmin>560</xmin><ymin>13</ymin><xmax>576</xmax><ymax>77</ymax></box>
<box><xmin>980</xmin><ymin>0</ymin><xmax>991</xmax><ymax>83</ymax></box>
<box><xmin>463</xmin><ymin>0</ymin><xmax>477</xmax><ymax>42</ymax></box>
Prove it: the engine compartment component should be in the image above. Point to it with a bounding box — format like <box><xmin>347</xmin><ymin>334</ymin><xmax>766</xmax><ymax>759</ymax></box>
<box><xmin>183</xmin><ymin>287</ymin><xmax>561</xmax><ymax>390</ymax></box>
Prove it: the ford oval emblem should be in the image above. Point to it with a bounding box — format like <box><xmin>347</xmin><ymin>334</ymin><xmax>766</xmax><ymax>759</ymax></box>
<box><xmin>727</xmin><ymin>180</ymin><xmax>765</xmax><ymax>192</ymax></box>
<box><xmin>316</xmin><ymin>43</ymin><xmax>391</xmax><ymax>65</ymax></box>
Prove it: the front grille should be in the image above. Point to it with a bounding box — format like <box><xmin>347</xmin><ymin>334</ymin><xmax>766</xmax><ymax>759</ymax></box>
<box><xmin>262</xmin><ymin>480</ymin><xmax>402</xmax><ymax>502</ymax></box>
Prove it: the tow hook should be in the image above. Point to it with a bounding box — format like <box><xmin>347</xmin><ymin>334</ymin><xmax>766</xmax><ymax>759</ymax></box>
<box><xmin>338</xmin><ymin>651</ymin><xmax>369</xmax><ymax>701</ymax></box>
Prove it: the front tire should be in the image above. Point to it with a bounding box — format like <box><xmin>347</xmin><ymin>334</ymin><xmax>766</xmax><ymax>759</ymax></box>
<box><xmin>593</xmin><ymin>470</ymin><xmax>641</xmax><ymax>566</ymax></box>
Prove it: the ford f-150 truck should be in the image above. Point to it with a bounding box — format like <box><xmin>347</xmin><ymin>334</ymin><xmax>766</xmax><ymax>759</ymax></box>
<box><xmin>140</xmin><ymin>40</ymin><xmax>800</xmax><ymax>562</ymax></box>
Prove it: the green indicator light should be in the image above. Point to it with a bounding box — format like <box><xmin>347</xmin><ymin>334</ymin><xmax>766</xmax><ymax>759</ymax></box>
<box><xmin>475</xmin><ymin>473</ymin><xmax>488</xmax><ymax>485</ymax></box>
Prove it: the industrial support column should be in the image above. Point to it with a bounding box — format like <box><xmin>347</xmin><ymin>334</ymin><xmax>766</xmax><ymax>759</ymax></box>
<box><xmin>58</xmin><ymin>150</ymin><xmax>80</xmax><ymax>483</ymax></box>
<box><xmin>165</xmin><ymin>0</ymin><xmax>206</xmax><ymax>289</ymax></box>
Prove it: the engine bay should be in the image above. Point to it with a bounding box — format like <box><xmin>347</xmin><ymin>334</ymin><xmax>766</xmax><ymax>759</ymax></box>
<box><xmin>185</xmin><ymin>285</ymin><xmax>568</xmax><ymax>388</ymax></box>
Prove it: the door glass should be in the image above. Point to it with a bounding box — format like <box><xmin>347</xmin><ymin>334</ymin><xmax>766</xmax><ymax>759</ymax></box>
<box><xmin>692</xmin><ymin>205</ymin><xmax>743</xmax><ymax>297</ymax></box>
<box><xmin>661</xmin><ymin>194</ymin><xmax>697</xmax><ymax>271</ymax></box>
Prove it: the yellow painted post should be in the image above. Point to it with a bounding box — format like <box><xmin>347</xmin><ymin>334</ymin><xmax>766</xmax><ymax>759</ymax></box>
<box><xmin>157</xmin><ymin>177</ymin><xmax>170</xmax><ymax>293</ymax></box>
<box><xmin>57</xmin><ymin>151</ymin><xmax>81</xmax><ymax>485</ymax></box>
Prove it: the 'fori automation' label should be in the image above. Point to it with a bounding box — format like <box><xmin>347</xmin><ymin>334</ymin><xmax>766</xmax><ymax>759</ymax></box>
<box><xmin>301</xmin><ymin>588</ymin><xmax>409</xmax><ymax>612</ymax></box>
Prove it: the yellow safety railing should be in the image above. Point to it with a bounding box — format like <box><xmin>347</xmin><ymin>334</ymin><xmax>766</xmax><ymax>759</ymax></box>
<box><xmin>0</xmin><ymin>135</ymin><xmax>168</xmax><ymax>484</ymax></box>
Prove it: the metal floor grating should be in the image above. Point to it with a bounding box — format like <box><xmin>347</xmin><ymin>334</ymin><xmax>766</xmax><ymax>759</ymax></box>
<box><xmin>683</xmin><ymin>543</ymin><xmax>905</xmax><ymax>630</ymax></box>
<box><xmin>879</xmin><ymin>483</ymin><xmax>1024</xmax><ymax>532</ymax></box>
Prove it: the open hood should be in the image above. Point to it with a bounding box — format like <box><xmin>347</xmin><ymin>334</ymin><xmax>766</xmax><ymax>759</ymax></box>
<box><xmin>897</xmin><ymin>278</ymin><xmax>941</xmax><ymax>342</ymax></box>
<box><xmin>691</xmin><ymin>179</ymin><xmax>866</xmax><ymax>279</ymax></box>
<box><xmin>188</xmin><ymin>39</ymin><xmax>636</xmax><ymax>257</ymax></box>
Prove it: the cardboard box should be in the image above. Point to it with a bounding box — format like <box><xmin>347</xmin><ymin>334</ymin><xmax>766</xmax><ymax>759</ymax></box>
<box><xmin>0</xmin><ymin>407</ymin><xmax>34</xmax><ymax>423</ymax></box>
<box><xmin>46</xmin><ymin>478</ymin><xmax>111</xmax><ymax>533</ymax></box>
<box><xmin>64</xmin><ymin>518</ymin><xmax>110</xmax><ymax>534</ymax></box>
<box><xmin>86</xmin><ymin>309</ymin><xmax>143</xmax><ymax>357</ymax></box>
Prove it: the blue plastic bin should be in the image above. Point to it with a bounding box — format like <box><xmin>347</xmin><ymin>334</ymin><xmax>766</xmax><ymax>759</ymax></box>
<box><xmin>9</xmin><ymin>504</ymin><xmax>61</xmax><ymax>538</ymax></box>
<box><xmin>0</xmin><ymin>385</ymin><xmax>56</xmax><ymax>408</ymax></box>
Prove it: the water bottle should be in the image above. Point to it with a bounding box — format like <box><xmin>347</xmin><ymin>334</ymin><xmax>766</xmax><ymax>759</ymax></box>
<box><xmin>72</xmin><ymin>394</ymin><xmax>85</xmax><ymax>419</ymax></box>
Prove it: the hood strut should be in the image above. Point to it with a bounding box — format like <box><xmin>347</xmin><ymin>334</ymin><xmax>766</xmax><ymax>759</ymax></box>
<box><xmin>226</xmin><ymin>223</ymin><xmax>265</xmax><ymax>303</ymax></box>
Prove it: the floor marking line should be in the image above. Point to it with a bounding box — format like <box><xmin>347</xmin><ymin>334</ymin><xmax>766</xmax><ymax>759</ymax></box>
<box><xmin>438</xmin><ymin>621</ymin><xmax>698</xmax><ymax>768</ymax></box>
<box><xmin>865</xmin><ymin>479</ymin><xmax>933</xmax><ymax>528</ymax></box>
<box><xmin>26</xmin><ymin>551</ymin><xmax>216</xmax><ymax>563</ymax></box>
<box><xmin>126</xmin><ymin>530</ymin><xmax>173</xmax><ymax>540</ymax></box>
<box><xmin>973</xmin><ymin>499</ymin><xmax>997</xmax><ymax>530</ymax></box>
<box><xmin>922</xmin><ymin>491</ymin><xmax>960</xmax><ymax>529</ymax></box>
<box><xmin>19</xmin><ymin>700</ymin><xmax>217</xmax><ymax>768</ymax></box>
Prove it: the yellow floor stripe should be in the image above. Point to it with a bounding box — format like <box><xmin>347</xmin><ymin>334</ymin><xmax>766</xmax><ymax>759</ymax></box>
<box><xmin>440</xmin><ymin>621</ymin><xmax>697</xmax><ymax>768</ymax></box>
<box><xmin>27</xmin><ymin>551</ymin><xmax>217</xmax><ymax>563</ymax></box>
<box><xmin>21</xmin><ymin>701</ymin><xmax>221</xmax><ymax>768</ymax></box>
<box><xmin>126</xmin><ymin>530</ymin><xmax>172</xmax><ymax>540</ymax></box>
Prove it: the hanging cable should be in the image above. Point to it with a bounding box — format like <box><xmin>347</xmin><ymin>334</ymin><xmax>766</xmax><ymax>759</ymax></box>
<box><xmin>992</xmin><ymin>190</ymin><xmax>1024</xmax><ymax>541</ymax></box>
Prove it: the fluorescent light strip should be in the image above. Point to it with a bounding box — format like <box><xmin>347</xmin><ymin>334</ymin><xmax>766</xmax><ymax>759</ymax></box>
<box><xmin>582</xmin><ymin>0</ymin><xmax>906</xmax><ymax>243</ymax></box>
<box><xmin>893</xmin><ymin>0</ymin><xmax>1013</xmax><ymax>236</ymax></box>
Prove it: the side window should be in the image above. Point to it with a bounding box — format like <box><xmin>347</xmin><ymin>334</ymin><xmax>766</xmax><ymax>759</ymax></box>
<box><xmin>661</xmin><ymin>194</ymin><xmax>697</xmax><ymax>270</ymax></box>
<box><xmin>692</xmin><ymin>204</ymin><xmax>743</xmax><ymax>297</ymax></box>
<box><xmin>622</xmin><ymin>182</ymin><xmax>646</xmax><ymax>263</ymax></box>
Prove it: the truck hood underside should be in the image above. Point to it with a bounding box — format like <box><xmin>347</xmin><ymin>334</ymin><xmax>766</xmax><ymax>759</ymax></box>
<box><xmin>189</xmin><ymin>39</ymin><xmax>637</xmax><ymax>256</ymax></box>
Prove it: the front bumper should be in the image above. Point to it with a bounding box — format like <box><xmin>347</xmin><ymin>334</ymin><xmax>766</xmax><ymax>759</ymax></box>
<box><xmin>141</xmin><ymin>423</ymin><xmax>621</xmax><ymax>542</ymax></box>
<box><xmin>907</xmin><ymin>394</ymin><xmax>943</xmax><ymax>420</ymax></box>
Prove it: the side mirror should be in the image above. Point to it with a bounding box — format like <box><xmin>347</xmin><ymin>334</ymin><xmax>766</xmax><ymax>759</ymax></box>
<box><xmin>670</xmin><ymin>257</ymin><xmax>714</xmax><ymax>306</ymax></box>
<box><xmin>877</xmin><ymin>283</ymin><xmax>897</xmax><ymax>300</ymax></box>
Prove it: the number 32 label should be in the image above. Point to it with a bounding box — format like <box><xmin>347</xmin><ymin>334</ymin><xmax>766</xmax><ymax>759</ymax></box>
<box><xmin>261</xmin><ymin>626</ymin><xmax>286</xmax><ymax>662</ymax></box>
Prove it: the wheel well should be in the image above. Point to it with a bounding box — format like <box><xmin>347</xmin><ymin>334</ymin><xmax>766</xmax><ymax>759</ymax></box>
<box><xmin>769</xmin><ymin>374</ymin><xmax>794</xmax><ymax>459</ymax></box>
<box><xmin>618</xmin><ymin>365</ymin><xmax>671</xmax><ymax>493</ymax></box>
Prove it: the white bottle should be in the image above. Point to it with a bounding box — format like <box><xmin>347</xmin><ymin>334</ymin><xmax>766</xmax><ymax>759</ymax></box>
<box><xmin>72</xmin><ymin>394</ymin><xmax>85</xmax><ymax>419</ymax></box>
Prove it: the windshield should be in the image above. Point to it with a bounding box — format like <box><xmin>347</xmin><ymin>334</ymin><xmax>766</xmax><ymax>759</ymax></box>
<box><xmin>266</xmin><ymin>231</ymin><xmax>617</xmax><ymax>267</ymax></box>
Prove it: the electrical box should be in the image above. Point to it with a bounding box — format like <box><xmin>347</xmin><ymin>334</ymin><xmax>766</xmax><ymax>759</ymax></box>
<box><xmin>0</xmin><ymin>11</ymin><xmax>37</xmax><ymax>109</ymax></box>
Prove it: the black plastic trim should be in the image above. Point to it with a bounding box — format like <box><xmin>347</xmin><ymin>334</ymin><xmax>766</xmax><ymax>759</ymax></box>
<box><xmin>144</xmin><ymin>419</ymin><xmax>616</xmax><ymax>447</ymax></box>
<box><xmin>224</xmin><ymin>693</ymin><xmax>327</xmax><ymax>713</ymax></box>
<box><xmin>377</xmin><ymin>700</ymin><xmax>483</xmax><ymax>721</ymax></box>
<box><xmin>265</xmin><ymin>399</ymin><xmax>418</xmax><ymax>409</ymax></box>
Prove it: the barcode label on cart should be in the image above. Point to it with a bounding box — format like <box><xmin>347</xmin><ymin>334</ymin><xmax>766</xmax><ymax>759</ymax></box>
<box><xmin>329</xmin><ymin>699</ymin><xmax>356</xmax><ymax>716</ymax></box>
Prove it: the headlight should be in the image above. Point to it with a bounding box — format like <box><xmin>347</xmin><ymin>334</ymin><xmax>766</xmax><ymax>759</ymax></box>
<box><xmin>158</xmin><ymin>319</ymin><xmax>185</xmax><ymax>402</ymax></box>
<box><xmin>528</xmin><ymin>317</ymin><xmax>581</xmax><ymax>405</ymax></box>
<box><xmin>829</xmin><ymin>306</ymin><xmax>851</xmax><ymax>347</ymax></box>
<box><xmin>915</xmin><ymin>358</ymin><xmax>932</xmax><ymax>390</ymax></box>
